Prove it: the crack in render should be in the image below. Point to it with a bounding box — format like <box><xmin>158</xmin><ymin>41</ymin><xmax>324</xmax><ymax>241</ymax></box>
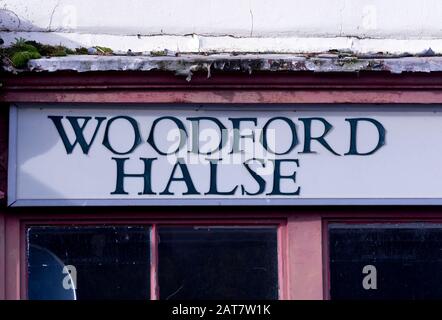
<box><xmin>3</xmin><ymin>30</ymin><xmax>418</xmax><ymax>41</ymax></box>
<box><xmin>1</xmin><ymin>8</ymin><xmax>22</xmax><ymax>29</ymax></box>
<box><xmin>48</xmin><ymin>0</ymin><xmax>61</xmax><ymax>31</ymax></box>
<box><xmin>249</xmin><ymin>7</ymin><xmax>254</xmax><ymax>37</ymax></box>
<box><xmin>339</xmin><ymin>0</ymin><xmax>346</xmax><ymax>37</ymax></box>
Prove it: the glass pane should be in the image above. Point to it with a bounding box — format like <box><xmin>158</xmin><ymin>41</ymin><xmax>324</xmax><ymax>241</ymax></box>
<box><xmin>158</xmin><ymin>227</ymin><xmax>278</xmax><ymax>300</ymax></box>
<box><xmin>329</xmin><ymin>223</ymin><xmax>442</xmax><ymax>299</ymax></box>
<box><xmin>27</xmin><ymin>226</ymin><xmax>150</xmax><ymax>300</ymax></box>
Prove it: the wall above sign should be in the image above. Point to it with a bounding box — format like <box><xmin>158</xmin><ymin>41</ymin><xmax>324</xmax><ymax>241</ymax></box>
<box><xmin>8</xmin><ymin>103</ymin><xmax>442</xmax><ymax>206</ymax></box>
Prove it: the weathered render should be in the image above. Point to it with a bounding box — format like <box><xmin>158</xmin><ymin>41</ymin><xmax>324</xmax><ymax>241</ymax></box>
<box><xmin>1</xmin><ymin>0</ymin><xmax>442</xmax><ymax>54</ymax></box>
<box><xmin>24</xmin><ymin>55</ymin><xmax>442</xmax><ymax>79</ymax></box>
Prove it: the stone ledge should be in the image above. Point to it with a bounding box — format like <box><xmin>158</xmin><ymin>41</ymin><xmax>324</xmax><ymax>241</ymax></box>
<box><xmin>7</xmin><ymin>54</ymin><xmax>442</xmax><ymax>80</ymax></box>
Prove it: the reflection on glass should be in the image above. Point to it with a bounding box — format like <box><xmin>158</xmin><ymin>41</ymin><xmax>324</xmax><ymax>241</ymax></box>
<box><xmin>329</xmin><ymin>223</ymin><xmax>442</xmax><ymax>299</ymax></box>
<box><xmin>28</xmin><ymin>226</ymin><xmax>150</xmax><ymax>300</ymax></box>
<box><xmin>28</xmin><ymin>244</ymin><xmax>77</xmax><ymax>300</ymax></box>
<box><xmin>158</xmin><ymin>227</ymin><xmax>278</xmax><ymax>300</ymax></box>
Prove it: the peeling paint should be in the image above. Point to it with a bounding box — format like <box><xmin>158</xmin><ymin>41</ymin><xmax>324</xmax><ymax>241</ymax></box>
<box><xmin>15</xmin><ymin>54</ymin><xmax>442</xmax><ymax>80</ymax></box>
<box><xmin>47</xmin><ymin>0</ymin><xmax>61</xmax><ymax>31</ymax></box>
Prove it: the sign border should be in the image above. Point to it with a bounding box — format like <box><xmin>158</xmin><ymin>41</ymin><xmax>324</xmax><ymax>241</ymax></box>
<box><xmin>7</xmin><ymin>105</ymin><xmax>18</xmax><ymax>207</ymax></box>
<box><xmin>9</xmin><ymin>103</ymin><xmax>442</xmax><ymax>207</ymax></box>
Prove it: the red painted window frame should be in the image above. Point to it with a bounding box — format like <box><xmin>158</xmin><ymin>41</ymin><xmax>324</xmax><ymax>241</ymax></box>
<box><xmin>22</xmin><ymin>215</ymin><xmax>286</xmax><ymax>300</ymax></box>
<box><xmin>8</xmin><ymin>209</ymin><xmax>296</xmax><ymax>300</ymax></box>
<box><xmin>2</xmin><ymin>207</ymin><xmax>325</xmax><ymax>300</ymax></box>
<box><xmin>1</xmin><ymin>70</ymin><xmax>442</xmax><ymax>300</ymax></box>
<box><xmin>321</xmin><ymin>208</ymin><xmax>442</xmax><ymax>299</ymax></box>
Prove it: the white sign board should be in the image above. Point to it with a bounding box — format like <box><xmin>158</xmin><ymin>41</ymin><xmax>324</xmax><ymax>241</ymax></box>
<box><xmin>8</xmin><ymin>104</ymin><xmax>442</xmax><ymax>206</ymax></box>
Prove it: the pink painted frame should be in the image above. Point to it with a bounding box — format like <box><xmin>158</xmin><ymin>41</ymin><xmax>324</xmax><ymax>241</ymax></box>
<box><xmin>321</xmin><ymin>209</ymin><xmax>442</xmax><ymax>299</ymax></box>
<box><xmin>0</xmin><ymin>212</ymin><xmax>4</xmax><ymax>300</ymax></box>
<box><xmin>2</xmin><ymin>70</ymin><xmax>442</xmax><ymax>300</ymax></box>
<box><xmin>5</xmin><ymin>209</ymin><xmax>442</xmax><ymax>300</ymax></box>
<box><xmin>5</xmin><ymin>209</ymin><xmax>297</xmax><ymax>300</ymax></box>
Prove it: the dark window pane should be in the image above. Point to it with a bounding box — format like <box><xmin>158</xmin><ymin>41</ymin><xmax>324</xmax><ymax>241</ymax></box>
<box><xmin>329</xmin><ymin>223</ymin><xmax>442</xmax><ymax>300</ymax></box>
<box><xmin>28</xmin><ymin>226</ymin><xmax>150</xmax><ymax>300</ymax></box>
<box><xmin>158</xmin><ymin>227</ymin><xmax>278</xmax><ymax>300</ymax></box>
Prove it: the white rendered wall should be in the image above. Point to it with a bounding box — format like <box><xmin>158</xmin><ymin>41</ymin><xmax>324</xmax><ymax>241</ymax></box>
<box><xmin>1</xmin><ymin>0</ymin><xmax>442</xmax><ymax>54</ymax></box>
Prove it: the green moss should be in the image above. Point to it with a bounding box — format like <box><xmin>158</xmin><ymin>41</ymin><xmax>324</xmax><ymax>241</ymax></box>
<box><xmin>16</xmin><ymin>40</ymin><xmax>40</xmax><ymax>50</ymax></box>
<box><xmin>15</xmin><ymin>40</ymin><xmax>68</xmax><ymax>57</ymax></box>
<box><xmin>94</xmin><ymin>46</ymin><xmax>113</xmax><ymax>55</ymax></box>
<box><xmin>7</xmin><ymin>39</ymin><xmax>39</xmax><ymax>58</ymax></box>
<box><xmin>75</xmin><ymin>47</ymin><xmax>89</xmax><ymax>54</ymax></box>
<box><xmin>2</xmin><ymin>38</ymin><xmax>115</xmax><ymax>70</ymax></box>
<box><xmin>10</xmin><ymin>38</ymin><xmax>37</xmax><ymax>52</ymax></box>
<box><xmin>150</xmin><ymin>50</ymin><xmax>167</xmax><ymax>56</ymax></box>
<box><xmin>12</xmin><ymin>43</ymin><xmax>39</xmax><ymax>54</ymax></box>
<box><xmin>11</xmin><ymin>51</ymin><xmax>41</xmax><ymax>68</ymax></box>
<box><xmin>37</xmin><ymin>45</ymin><xmax>60</xmax><ymax>56</ymax></box>
<box><xmin>65</xmin><ymin>48</ymin><xmax>75</xmax><ymax>54</ymax></box>
<box><xmin>8</xmin><ymin>38</ymin><xmax>90</xmax><ymax>59</ymax></box>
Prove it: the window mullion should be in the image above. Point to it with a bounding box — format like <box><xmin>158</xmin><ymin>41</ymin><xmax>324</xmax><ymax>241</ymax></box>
<box><xmin>150</xmin><ymin>224</ymin><xmax>159</xmax><ymax>300</ymax></box>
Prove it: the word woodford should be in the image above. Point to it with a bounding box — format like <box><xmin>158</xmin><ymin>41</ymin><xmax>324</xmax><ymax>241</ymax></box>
<box><xmin>48</xmin><ymin>115</ymin><xmax>386</xmax><ymax>196</ymax></box>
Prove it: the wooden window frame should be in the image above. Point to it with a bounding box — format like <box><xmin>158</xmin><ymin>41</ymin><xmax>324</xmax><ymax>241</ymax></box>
<box><xmin>322</xmin><ymin>209</ymin><xmax>442</xmax><ymax>299</ymax></box>
<box><xmin>3</xmin><ymin>208</ymin><xmax>308</xmax><ymax>300</ymax></box>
